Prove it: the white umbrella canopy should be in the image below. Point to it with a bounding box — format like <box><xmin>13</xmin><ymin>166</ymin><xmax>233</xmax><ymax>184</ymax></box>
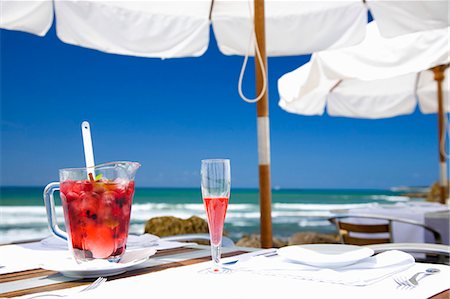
<box><xmin>2</xmin><ymin>0</ymin><xmax>449</xmax><ymax>58</ymax></box>
<box><xmin>280</xmin><ymin>65</ymin><xmax>449</xmax><ymax>119</ymax></box>
<box><xmin>278</xmin><ymin>22</ymin><xmax>449</xmax><ymax>117</ymax></box>
<box><xmin>1</xmin><ymin>0</ymin><xmax>368</xmax><ymax>58</ymax></box>
<box><xmin>278</xmin><ymin>21</ymin><xmax>450</xmax><ymax>203</ymax></box>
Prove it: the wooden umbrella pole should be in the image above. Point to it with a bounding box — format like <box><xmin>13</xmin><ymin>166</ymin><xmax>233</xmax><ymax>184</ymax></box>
<box><xmin>432</xmin><ymin>65</ymin><xmax>449</xmax><ymax>204</ymax></box>
<box><xmin>254</xmin><ymin>0</ymin><xmax>273</xmax><ymax>248</ymax></box>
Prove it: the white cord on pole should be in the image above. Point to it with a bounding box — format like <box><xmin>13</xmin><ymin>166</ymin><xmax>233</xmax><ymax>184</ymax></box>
<box><xmin>237</xmin><ymin>0</ymin><xmax>267</xmax><ymax>104</ymax></box>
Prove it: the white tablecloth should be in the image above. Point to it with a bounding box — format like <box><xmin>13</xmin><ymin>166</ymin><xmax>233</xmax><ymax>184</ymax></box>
<box><xmin>48</xmin><ymin>259</ymin><xmax>450</xmax><ymax>299</ymax></box>
<box><xmin>2</xmin><ymin>245</ymin><xmax>449</xmax><ymax>299</ymax></box>
<box><xmin>348</xmin><ymin>202</ymin><xmax>449</xmax><ymax>244</ymax></box>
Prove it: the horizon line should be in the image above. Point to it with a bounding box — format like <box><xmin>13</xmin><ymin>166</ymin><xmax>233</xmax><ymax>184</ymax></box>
<box><xmin>0</xmin><ymin>185</ymin><xmax>429</xmax><ymax>191</ymax></box>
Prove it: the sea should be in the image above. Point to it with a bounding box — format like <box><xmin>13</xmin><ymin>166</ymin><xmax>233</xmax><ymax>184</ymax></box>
<box><xmin>0</xmin><ymin>187</ymin><xmax>426</xmax><ymax>244</ymax></box>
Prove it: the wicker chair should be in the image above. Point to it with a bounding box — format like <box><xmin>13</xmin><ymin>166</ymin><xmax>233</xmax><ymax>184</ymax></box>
<box><xmin>328</xmin><ymin>214</ymin><xmax>446</xmax><ymax>263</ymax></box>
<box><xmin>328</xmin><ymin>214</ymin><xmax>442</xmax><ymax>245</ymax></box>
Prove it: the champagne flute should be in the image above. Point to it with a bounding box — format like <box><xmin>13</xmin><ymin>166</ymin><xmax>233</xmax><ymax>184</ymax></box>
<box><xmin>201</xmin><ymin>159</ymin><xmax>231</xmax><ymax>273</ymax></box>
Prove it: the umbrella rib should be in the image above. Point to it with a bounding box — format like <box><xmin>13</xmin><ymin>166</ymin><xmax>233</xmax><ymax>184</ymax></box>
<box><xmin>414</xmin><ymin>72</ymin><xmax>420</xmax><ymax>96</ymax></box>
<box><xmin>329</xmin><ymin>80</ymin><xmax>343</xmax><ymax>93</ymax></box>
<box><xmin>209</xmin><ymin>0</ymin><xmax>215</xmax><ymax>21</ymax></box>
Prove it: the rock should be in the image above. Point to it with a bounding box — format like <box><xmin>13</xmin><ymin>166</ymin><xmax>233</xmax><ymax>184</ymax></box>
<box><xmin>288</xmin><ymin>232</ymin><xmax>339</xmax><ymax>245</ymax></box>
<box><xmin>235</xmin><ymin>232</ymin><xmax>339</xmax><ymax>248</ymax></box>
<box><xmin>235</xmin><ymin>234</ymin><xmax>288</xmax><ymax>248</ymax></box>
<box><xmin>402</xmin><ymin>192</ymin><xmax>428</xmax><ymax>198</ymax></box>
<box><xmin>235</xmin><ymin>232</ymin><xmax>340</xmax><ymax>248</ymax></box>
<box><xmin>144</xmin><ymin>216</ymin><xmax>209</xmax><ymax>237</ymax></box>
<box><xmin>427</xmin><ymin>181</ymin><xmax>449</xmax><ymax>203</ymax></box>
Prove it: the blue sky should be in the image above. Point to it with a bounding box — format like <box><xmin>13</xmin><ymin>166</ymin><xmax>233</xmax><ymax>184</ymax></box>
<box><xmin>0</xmin><ymin>25</ymin><xmax>444</xmax><ymax>189</ymax></box>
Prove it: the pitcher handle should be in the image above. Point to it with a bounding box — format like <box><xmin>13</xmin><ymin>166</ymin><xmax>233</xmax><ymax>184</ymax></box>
<box><xmin>43</xmin><ymin>182</ymin><xmax>68</xmax><ymax>241</ymax></box>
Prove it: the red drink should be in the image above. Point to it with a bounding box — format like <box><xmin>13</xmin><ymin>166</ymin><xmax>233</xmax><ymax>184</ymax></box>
<box><xmin>202</xmin><ymin>197</ymin><xmax>229</xmax><ymax>246</ymax></box>
<box><xmin>60</xmin><ymin>179</ymin><xmax>135</xmax><ymax>262</ymax></box>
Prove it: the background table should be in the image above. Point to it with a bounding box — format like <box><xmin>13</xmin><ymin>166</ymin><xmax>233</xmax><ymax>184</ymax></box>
<box><xmin>348</xmin><ymin>203</ymin><xmax>449</xmax><ymax>244</ymax></box>
<box><xmin>425</xmin><ymin>211</ymin><xmax>450</xmax><ymax>245</ymax></box>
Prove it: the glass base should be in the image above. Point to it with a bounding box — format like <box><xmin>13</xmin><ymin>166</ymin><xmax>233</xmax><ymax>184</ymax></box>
<box><xmin>199</xmin><ymin>266</ymin><xmax>232</xmax><ymax>274</ymax></box>
<box><xmin>72</xmin><ymin>248</ymin><xmax>123</xmax><ymax>264</ymax></box>
<box><xmin>107</xmin><ymin>255</ymin><xmax>122</xmax><ymax>263</ymax></box>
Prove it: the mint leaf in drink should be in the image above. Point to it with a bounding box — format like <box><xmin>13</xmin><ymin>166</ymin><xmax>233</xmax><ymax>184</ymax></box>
<box><xmin>95</xmin><ymin>174</ymin><xmax>103</xmax><ymax>181</ymax></box>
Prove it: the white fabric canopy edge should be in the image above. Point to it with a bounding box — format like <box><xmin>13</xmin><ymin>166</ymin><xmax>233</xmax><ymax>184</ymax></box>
<box><xmin>317</xmin><ymin>22</ymin><xmax>450</xmax><ymax>81</ymax></box>
<box><xmin>0</xmin><ymin>0</ymin><xmax>53</xmax><ymax>37</ymax></box>
<box><xmin>54</xmin><ymin>0</ymin><xmax>211</xmax><ymax>59</ymax></box>
<box><xmin>2</xmin><ymin>1</ymin><xmax>450</xmax><ymax>59</ymax></box>
<box><xmin>278</xmin><ymin>62</ymin><xmax>450</xmax><ymax>119</ymax></box>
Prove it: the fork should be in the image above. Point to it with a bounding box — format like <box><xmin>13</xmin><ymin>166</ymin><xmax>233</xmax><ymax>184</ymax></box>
<box><xmin>394</xmin><ymin>268</ymin><xmax>440</xmax><ymax>288</ymax></box>
<box><xmin>27</xmin><ymin>277</ymin><xmax>107</xmax><ymax>298</ymax></box>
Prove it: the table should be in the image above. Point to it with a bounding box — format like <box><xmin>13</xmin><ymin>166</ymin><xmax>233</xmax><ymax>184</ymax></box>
<box><xmin>348</xmin><ymin>203</ymin><xmax>450</xmax><ymax>244</ymax></box>
<box><xmin>0</xmin><ymin>242</ymin><xmax>252</xmax><ymax>298</ymax></box>
<box><xmin>1</xmin><ymin>241</ymin><xmax>449</xmax><ymax>299</ymax></box>
<box><xmin>425</xmin><ymin>211</ymin><xmax>450</xmax><ymax>245</ymax></box>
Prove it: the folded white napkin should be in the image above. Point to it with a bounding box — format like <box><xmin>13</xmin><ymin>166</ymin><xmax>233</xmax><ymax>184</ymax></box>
<box><xmin>230</xmin><ymin>250</ymin><xmax>415</xmax><ymax>286</ymax></box>
<box><xmin>40</xmin><ymin>234</ymin><xmax>159</xmax><ymax>250</ymax></box>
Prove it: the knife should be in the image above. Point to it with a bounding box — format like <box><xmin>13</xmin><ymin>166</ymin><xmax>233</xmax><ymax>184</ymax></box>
<box><xmin>222</xmin><ymin>249</ymin><xmax>278</xmax><ymax>265</ymax></box>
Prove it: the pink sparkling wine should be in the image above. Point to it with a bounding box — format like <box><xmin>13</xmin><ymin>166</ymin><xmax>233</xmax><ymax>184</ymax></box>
<box><xmin>203</xmin><ymin>197</ymin><xmax>229</xmax><ymax>246</ymax></box>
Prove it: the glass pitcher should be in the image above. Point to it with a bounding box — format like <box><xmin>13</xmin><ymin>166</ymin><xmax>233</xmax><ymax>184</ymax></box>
<box><xmin>43</xmin><ymin>161</ymin><xmax>140</xmax><ymax>263</ymax></box>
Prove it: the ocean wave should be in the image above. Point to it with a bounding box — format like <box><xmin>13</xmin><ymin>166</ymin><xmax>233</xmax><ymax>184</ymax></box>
<box><xmin>228</xmin><ymin>220</ymin><xmax>254</xmax><ymax>227</ymax></box>
<box><xmin>0</xmin><ymin>206</ymin><xmax>50</xmax><ymax>213</ymax></box>
<box><xmin>0</xmin><ymin>206</ymin><xmax>63</xmax><ymax>226</ymax></box>
<box><xmin>0</xmin><ymin>228</ymin><xmax>51</xmax><ymax>244</ymax></box>
<box><xmin>130</xmin><ymin>211</ymin><xmax>203</xmax><ymax>222</ymax></box>
<box><xmin>131</xmin><ymin>203</ymin><xmax>203</xmax><ymax>212</ymax></box>
<box><xmin>0</xmin><ymin>216</ymin><xmax>53</xmax><ymax>226</ymax></box>
<box><xmin>0</xmin><ymin>202</ymin><xmax>376</xmax><ymax>226</ymax></box>
<box><xmin>272</xmin><ymin>203</ymin><xmax>377</xmax><ymax>210</ymax></box>
<box><xmin>225</xmin><ymin>212</ymin><xmax>261</xmax><ymax>219</ymax></box>
<box><xmin>297</xmin><ymin>219</ymin><xmax>333</xmax><ymax>227</ymax></box>
<box><xmin>369</xmin><ymin>195</ymin><xmax>410</xmax><ymax>202</ymax></box>
<box><xmin>131</xmin><ymin>203</ymin><xmax>256</xmax><ymax>212</ymax></box>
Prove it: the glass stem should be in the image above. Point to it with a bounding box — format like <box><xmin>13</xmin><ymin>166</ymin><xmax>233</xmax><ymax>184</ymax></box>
<box><xmin>211</xmin><ymin>244</ymin><xmax>221</xmax><ymax>272</ymax></box>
